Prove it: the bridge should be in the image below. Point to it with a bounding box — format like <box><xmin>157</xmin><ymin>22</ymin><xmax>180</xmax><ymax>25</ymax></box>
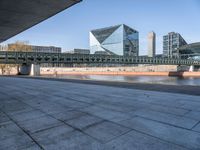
<box><xmin>1</xmin><ymin>51</ymin><xmax>199</xmax><ymax>75</ymax></box>
<box><xmin>0</xmin><ymin>51</ymin><xmax>200</xmax><ymax>66</ymax></box>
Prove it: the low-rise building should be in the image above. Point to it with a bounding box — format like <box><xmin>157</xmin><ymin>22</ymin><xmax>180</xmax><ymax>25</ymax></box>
<box><xmin>179</xmin><ymin>42</ymin><xmax>200</xmax><ymax>60</ymax></box>
<box><xmin>8</xmin><ymin>44</ymin><xmax>61</xmax><ymax>53</ymax></box>
<box><xmin>94</xmin><ymin>51</ymin><xmax>109</xmax><ymax>55</ymax></box>
<box><xmin>73</xmin><ymin>49</ymin><xmax>90</xmax><ymax>54</ymax></box>
<box><xmin>31</xmin><ymin>45</ymin><xmax>61</xmax><ymax>53</ymax></box>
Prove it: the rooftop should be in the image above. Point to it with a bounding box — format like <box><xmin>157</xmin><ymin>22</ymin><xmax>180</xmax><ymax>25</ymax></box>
<box><xmin>179</xmin><ymin>42</ymin><xmax>200</xmax><ymax>50</ymax></box>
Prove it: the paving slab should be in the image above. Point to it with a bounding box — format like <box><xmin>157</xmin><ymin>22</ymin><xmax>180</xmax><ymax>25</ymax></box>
<box><xmin>21</xmin><ymin>144</ymin><xmax>41</xmax><ymax>150</ymax></box>
<box><xmin>17</xmin><ymin>115</ymin><xmax>62</xmax><ymax>133</ymax></box>
<box><xmin>105</xmin><ymin>130</ymin><xmax>188</xmax><ymax>150</ymax></box>
<box><xmin>0</xmin><ymin>122</ymin><xmax>25</xmax><ymax>140</ymax></box>
<box><xmin>0</xmin><ymin>134</ymin><xmax>37</xmax><ymax>150</ymax></box>
<box><xmin>96</xmin><ymin>101</ymin><xmax>136</xmax><ymax>113</ymax></box>
<box><xmin>147</xmin><ymin>104</ymin><xmax>189</xmax><ymax>116</ymax></box>
<box><xmin>0</xmin><ymin>112</ymin><xmax>10</xmax><ymax>124</ymax></box>
<box><xmin>132</xmin><ymin>109</ymin><xmax>198</xmax><ymax>129</ymax></box>
<box><xmin>143</xmin><ymin>97</ymin><xmax>200</xmax><ymax>111</ymax></box>
<box><xmin>9</xmin><ymin>110</ymin><xmax>46</xmax><ymax>122</ymax></box>
<box><xmin>184</xmin><ymin>110</ymin><xmax>200</xmax><ymax>121</ymax></box>
<box><xmin>80</xmin><ymin>106</ymin><xmax>131</xmax><ymax>122</ymax></box>
<box><xmin>193</xmin><ymin>123</ymin><xmax>200</xmax><ymax>133</ymax></box>
<box><xmin>83</xmin><ymin>121</ymin><xmax>131</xmax><ymax>143</ymax></box>
<box><xmin>52</xmin><ymin>110</ymin><xmax>87</xmax><ymax>121</ymax></box>
<box><xmin>1</xmin><ymin>100</ymin><xmax>32</xmax><ymax>114</ymax></box>
<box><xmin>35</xmin><ymin>103</ymin><xmax>73</xmax><ymax>115</ymax></box>
<box><xmin>32</xmin><ymin>124</ymin><xmax>102</xmax><ymax>150</ymax></box>
<box><xmin>1</xmin><ymin>77</ymin><xmax>200</xmax><ymax>149</ymax></box>
<box><xmin>119</xmin><ymin>117</ymin><xmax>200</xmax><ymax>149</ymax></box>
<box><xmin>66</xmin><ymin>114</ymin><xmax>103</xmax><ymax>130</ymax></box>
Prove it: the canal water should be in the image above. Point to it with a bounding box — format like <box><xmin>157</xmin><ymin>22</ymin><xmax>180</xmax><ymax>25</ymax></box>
<box><xmin>44</xmin><ymin>75</ymin><xmax>200</xmax><ymax>86</ymax></box>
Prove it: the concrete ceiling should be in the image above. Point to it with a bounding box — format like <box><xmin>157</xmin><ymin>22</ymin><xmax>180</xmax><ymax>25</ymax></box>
<box><xmin>0</xmin><ymin>0</ymin><xmax>82</xmax><ymax>43</ymax></box>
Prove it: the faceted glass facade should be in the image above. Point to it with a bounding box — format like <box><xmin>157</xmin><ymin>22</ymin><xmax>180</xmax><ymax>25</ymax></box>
<box><xmin>163</xmin><ymin>32</ymin><xmax>187</xmax><ymax>58</ymax></box>
<box><xmin>90</xmin><ymin>24</ymin><xmax>139</xmax><ymax>56</ymax></box>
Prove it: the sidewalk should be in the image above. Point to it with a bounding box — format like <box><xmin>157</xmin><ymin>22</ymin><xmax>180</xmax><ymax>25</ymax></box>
<box><xmin>0</xmin><ymin>77</ymin><xmax>200</xmax><ymax>149</ymax></box>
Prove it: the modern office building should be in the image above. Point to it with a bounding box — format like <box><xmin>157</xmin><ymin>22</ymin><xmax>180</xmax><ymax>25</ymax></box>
<box><xmin>147</xmin><ymin>31</ymin><xmax>156</xmax><ymax>57</ymax></box>
<box><xmin>178</xmin><ymin>42</ymin><xmax>200</xmax><ymax>60</ymax></box>
<box><xmin>90</xmin><ymin>24</ymin><xmax>139</xmax><ymax>56</ymax></box>
<box><xmin>8</xmin><ymin>44</ymin><xmax>61</xmax><ymax>53</ymax></box>
<box><xmin>163</xmin><ymin>32</ymin><xmax>187</xmax><ymax>58</ymax></box>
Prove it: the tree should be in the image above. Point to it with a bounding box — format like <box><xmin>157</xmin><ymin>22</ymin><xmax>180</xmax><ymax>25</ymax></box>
<box><xmin>0</xmin><ymin>45</ymin><xmax>7</xmax><ymax>74</ymax></box>
<box><xmin>0</xmin><ymin>64</ymin><xmax>6</xmax><ymax>75</ymax></box>
<box><xmin>7</xmin><ymin>41</ymin><xmax>32</xmax><ymax>52</ymax></box>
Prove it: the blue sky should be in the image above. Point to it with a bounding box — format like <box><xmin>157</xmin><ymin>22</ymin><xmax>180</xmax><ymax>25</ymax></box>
<box><xmin>2</xmin><ymin>0</ymin><xmax>200</xmax><ymax>55</ymax></box>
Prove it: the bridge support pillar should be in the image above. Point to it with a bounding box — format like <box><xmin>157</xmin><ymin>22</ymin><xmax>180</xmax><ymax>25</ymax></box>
<box><xmin>19</xmin><ymin>64</ymin><xmax>40</xmax><ymax>76</ymax></box>
<box><xmin>189</xmin><ymin>65</ymin><xmax>194</xmax><ymax>72</ymax></box>
<box><xmin>30</xmin><ymin>64</ymin><xmax>40</xmax><ymax>76</ymax></box>
<box><xmin>19</xmin><ymin>64</ymin><xmax>31</xmax><ymax>75</ymax></box>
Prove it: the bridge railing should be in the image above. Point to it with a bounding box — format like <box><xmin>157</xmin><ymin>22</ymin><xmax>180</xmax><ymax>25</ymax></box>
<box><xmin>0</xmin><ymin>51</ymin><xmax>200</xmax><ymax>66</ymax></box>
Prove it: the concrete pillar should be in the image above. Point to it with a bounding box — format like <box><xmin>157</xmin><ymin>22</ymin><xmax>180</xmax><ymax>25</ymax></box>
<box><xmin>19</xmin><ymin>64</ymin><xmax>31</xmax><ymax>75</ymax></box>
<box><xmin>19</xmin><ymin>64</ymin><xmax>40</xmax><ymax>76</ymax></box>
<box><xmin>189</xmin><ymin>65</ymin><xmax>194</xmax><ymax>72</ymax></box>
<box><xmin>30</xmin><ymin>64</ymin><xmax>40</xmax><ymax>76</ymax></box>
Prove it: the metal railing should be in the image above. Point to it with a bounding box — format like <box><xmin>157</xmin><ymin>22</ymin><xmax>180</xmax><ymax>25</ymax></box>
<box><xmin>0</xmin><ymin>51</ymin><xmax>200</xmax><ymax>66</ymax></box>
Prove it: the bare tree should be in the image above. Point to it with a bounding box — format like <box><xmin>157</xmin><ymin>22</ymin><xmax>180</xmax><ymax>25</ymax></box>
<box><xmin>0</xmin><ymin>45</ymin><xmax>7</xmax><ymax>74</ymax></box>
<box><xmin>7</xmin><ymin>41</ymin><xmax>32</xmax><ymax>52</ymax></box>
<box><xmin>0</xmin><ymin>64</ymin><xmax>6</xmax><ymax>75</ymax></box>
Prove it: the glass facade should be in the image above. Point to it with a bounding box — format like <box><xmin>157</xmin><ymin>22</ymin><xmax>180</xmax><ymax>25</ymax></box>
<box><xmin>90</xmin><ymin>24</ymin><xmax>139</xmax><ymax>56</ymax></box>
<box><xmin>179</xmin><ymin>42</ymin><xmax>200</xmax><ymax>60</ymax></box>
<box><xmin>163</xmin><ymin>32</ymin><xmax>187</xmax><ymax>58</ymax></box>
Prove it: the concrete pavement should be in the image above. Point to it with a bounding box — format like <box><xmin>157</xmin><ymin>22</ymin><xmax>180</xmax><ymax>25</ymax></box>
<box><xmin>0</xmin><ymin>77</ymin><xmax>200</xmax><ymax>150</ymax></box>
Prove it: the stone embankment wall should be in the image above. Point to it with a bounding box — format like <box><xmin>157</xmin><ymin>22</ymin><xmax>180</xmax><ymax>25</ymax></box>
<box><xmin>41</xmin><ymin>65</ymin><xmax>178</xmax><ymax>76</ymax></box>
<box><xmin>1</xmin><ymin>65</ymin><xmax>200</xmax><ymax>77</ymax></box>
<box><xmin>40</xmin><ymin>65</ymin><xmax>200</xmax><ymax>77</ymax></box>
<box><xmin>0</xmin><ymin>67</ymin><xmax>18</xmax><ymax>75</ymax></box>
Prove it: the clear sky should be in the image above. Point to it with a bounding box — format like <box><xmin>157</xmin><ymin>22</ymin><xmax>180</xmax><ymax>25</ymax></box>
<box><xmin>2</xmin><ymin>0</ymin><xmax>200</xmax><ymax>55</ymax></box>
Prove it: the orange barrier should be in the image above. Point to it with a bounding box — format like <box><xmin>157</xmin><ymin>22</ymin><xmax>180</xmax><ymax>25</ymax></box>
<box><xmin>41</xmin><ymin>71</ymin><xmax>200</xmax><ymax>77</ymax></box>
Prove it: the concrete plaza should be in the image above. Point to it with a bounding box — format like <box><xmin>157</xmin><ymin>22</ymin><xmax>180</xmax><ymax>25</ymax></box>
<box><xmin>0</xmin><ymin>77</ymin><xmax>200</xmax><ymax>150</ymax></box>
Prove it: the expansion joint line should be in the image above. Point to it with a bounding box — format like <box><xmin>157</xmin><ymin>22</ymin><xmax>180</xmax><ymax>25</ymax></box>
<box><xmin>2</xmin><ymin>111</ymin><xmax>44</xmax><ymax>150</ymax></box>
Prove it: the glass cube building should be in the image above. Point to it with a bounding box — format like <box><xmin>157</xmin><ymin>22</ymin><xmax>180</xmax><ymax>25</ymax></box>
<box><xmin>90</xmin><ymin>24</ymin><xmax>139</xmax><ymax>56</ymax></box>
<box><xmin>163</xmin><ymin>32</ymin><xmax>187</xmax><ymax>58</ymax></box>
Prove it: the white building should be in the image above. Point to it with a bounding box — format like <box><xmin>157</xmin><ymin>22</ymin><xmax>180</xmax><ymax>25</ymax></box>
<box><xmin>147</xmin><ymin>31</ymin><xmax>156</xmax><ymax>57</ymax></box>
<box><xmin>0</xmin><ymin>45</ymin><xmax>8</xmax><ymax>51</ymax></box>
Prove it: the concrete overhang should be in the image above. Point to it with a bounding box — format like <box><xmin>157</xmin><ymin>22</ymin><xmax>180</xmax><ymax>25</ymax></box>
<box><xmin>0</xmin><ymin>0</ymin><xmax>82</xmax><ymax>43</ymax></box>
